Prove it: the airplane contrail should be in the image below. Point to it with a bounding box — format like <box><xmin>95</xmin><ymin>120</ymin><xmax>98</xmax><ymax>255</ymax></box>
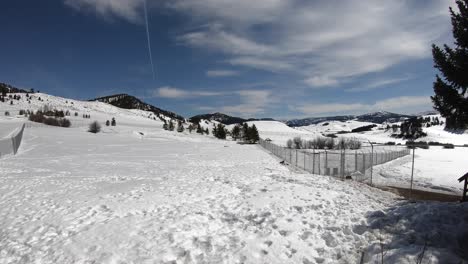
<box><xmin>143</xmin><ymin>0</ymin><xmax>156</xmax><ymax>80</ymax></box>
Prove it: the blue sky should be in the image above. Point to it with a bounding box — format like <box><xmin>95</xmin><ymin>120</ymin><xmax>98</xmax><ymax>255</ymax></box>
<box><xmin>0</xmin><ymin>0</ymin><xmax>456</xmax><ymax>119</ymax></box>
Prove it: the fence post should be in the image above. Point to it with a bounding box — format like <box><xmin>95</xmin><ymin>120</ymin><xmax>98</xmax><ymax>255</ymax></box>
<box><xmin>355</xmin><ymin>150</ymin><xmax>357</xmax><ymax>173</ymax></box>
<box><xmin>341</xmin><ymin>148</ymin><xmax>345</xmax><ymax>179</ymax></box>
<box><xmin>312</xmin><ymin>149</ymin><xmax>315</xmax><ymax>174</ymax></box>
<box><xmin>370</xmin><ymin>142</ymin><xmax>374</xmax><ymax>186</ymax></box>
<box><xmin>296</xmin><ymin>149</ymin><xmax>298</xmax><ymax>167</ymax></box>
<box><xmin>362</xmin><ymin>153</ymin><xmax>366</xmax><ymax>175</ymax></box>
<box><xmin>304</xmin><ymin>152</ymin><xmax>306</xmax><ymax>170</ymax></box>
<box><xmin>410</xmin><ymin>147</ymin><xmax>415</xmax><ymax>200</ymax></box>
<box><xmin>318</xmin><ymin>152</ymin><xmax>321</xmax><ymax>175</ymax></box>
<box><xmin>325</xmin><ymin>150</ymin><xmax>328</xmax><ymax>175</ymax></box>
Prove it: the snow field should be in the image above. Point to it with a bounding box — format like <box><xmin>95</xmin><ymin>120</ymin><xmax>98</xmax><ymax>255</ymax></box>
<box><xmin>372</xmin><ymin>146</ymin><xmax>468</xmax><ymax>194</ymax></box>
<box><xmin>1</xmin><ymin>123</ymin><xmax>467</xmax><ymax>263</ymax></box>
<box><xmin>249</xmin><ymin>120</ymin><xmax>467</xmax><ymax>195</ymax></box>
<box><xmin>1</xmin><ymin>93</ymin><xmax>468</xmax><ymax>263</ymax></box>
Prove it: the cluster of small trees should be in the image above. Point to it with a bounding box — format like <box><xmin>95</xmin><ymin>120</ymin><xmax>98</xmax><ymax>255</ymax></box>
<box><xmin>162</xmin><ymin>119</ymin><xmax>189</xmax><ymax>133</ymax></box>
<box><xmin>195</xmin><ymin>124</ymin><xmax>210</xmax><ymax>135</ymax></box>
<box><xmin>395</xmin><ymin>118</ymin><xmax>427</xmax><ymax>139</ymax></box>
<box><xmin>1</xmin><ymin>94</ymin><xmax>22</xmax><ymax>105</ymax></box>
<box><xmin>213</xmin><ymin>123</ymin><xmax>227</xmax><ymax>139</ymax></box>
<box><xmin>351</xmin><ymin>124</ymin><xmax>377</xmax><ymax>133</ymax></box>
<box><xmin>18</xmin><ymin>109</ymin><xmax>33</xmax><ymax>116</ymax></box>
<box><xmin>177</xmin><ymin>121</ymin><xmax>184</xmax><ymax>132</ymax></box>
<box><xmin>163</xmin><ymin>120</ymin><xmax>175</xmax><ymax>131</ymax></box>
<box><xmin>105</xmin><ymin>118</ymin><xmax>116</xmax><ymax>126</ymax></box>
<box><xmin>29</xmin><ymin>111</ymin><xmax>71</xmax><ymax>127</ymax></box>
<box><xmin>421</xmin><ymin>116</ymin><xmax>443</xmax><ymax>127</ymax></box>
<box><xmin>287</xmin><ymin>136</ymin><xmax>361</xmax><ymax>150</ymax></box>
<box><xmin>83</xmin><ymin>114</ymin><xmax>91</xmax><ymax>119</ymax></box>
<box><xmin>231</xmin><ymin>123</ymin><xmax>260</xmax><ymax>143</ymax></box>
<box><xmin>0</xmin><ymin>94</ymin><xmax>22</xmax><ymax>103</ymax></box>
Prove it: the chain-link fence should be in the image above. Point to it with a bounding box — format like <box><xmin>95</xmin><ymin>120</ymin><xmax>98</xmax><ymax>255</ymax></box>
<box><xmin>0</xmin><ymin>123</ymin><xmax>26</xmax><ymax>158</ymax></box>
<box><xmin>259</xmin><ymin>139</ymin><xmax>410</xmax><ymax>183</ymax></box>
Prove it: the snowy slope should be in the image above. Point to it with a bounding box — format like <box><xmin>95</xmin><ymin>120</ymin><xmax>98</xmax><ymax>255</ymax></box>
<box><xmin>373</xmin><ymin>146</ymin><xmax>468</xmax><ymax>194</ymax></box>
<box><xmin>241</xmin><ymin>121</ymin><xmax>313</xmax><ymax>144</ymax></box>
<box><xmin>297</xmin><ymin>120</ymin><xmax>376</xmax><ymax>134</ymax></box>
<box><xmin>0</xmin><ymin>93</ymin><xmax>172</xmax><ymax>129</ymax></box>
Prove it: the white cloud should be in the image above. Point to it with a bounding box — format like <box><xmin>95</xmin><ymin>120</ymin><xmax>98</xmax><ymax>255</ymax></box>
<box><xmin>220</xmin><ymin>90</ymin><xmax>273</xmax><ymax>116</ymax></box>
<box><xmin>346</xmin><ymin>76</ymin><xmax>413</xmax><ymax>92</ymax></box>
<box><xmin>172</xmin><ymin>0</ymin><xmax>455</xmax><ymax>87</ymax></box>
<box><xmin>155</xmin><ymin>86</ymin><xmax>189</xmax><ymax>98</ymax></box>
<box><xmin>304</xmin><ymin>76</ymin><xmax>339</xmax><ymax>88</ymax></box>
<box><xmin>296</xmin><ymin>96</ymin><xmax>431</xmax><ymax>116</ymax></box>
<box><xmin>64</xmin><ymin>0</ymin><xmax>456</xmax><ymax>91</ymax></box>
<box><xmin>228</xmin><ymin>57</ymin><xmax>294</xmax><ymax>72</ymax></box>
<box><xmin>374</xmin><ymin>96</ymin><xmax>431</xmax><ymax>110</ymax></box>
<box><xmin>154</xmin><ymin>86</ymin><xmax>223</xmax><ymax>99</ymax></box>
<box><xmin>178</xmin><ymin>27</ymin><xmax>273</xmax><ymax>56</ymax></box>
<box><xmin>191</xmin><ymin>89</ymin><xmax>274</xmax><ymax>116</ymax></box>
<box><xmin>206</xmin><ymin>70</ymin><xmax>239</xmax><ymax>77</ymax></box>
<box><xmin>64</xmin><ymin>0</ymin><xmax>143</xmax><ymax>23</ymax></box>
<box><xmin>297</xmin><ymin>103</ymin><xmax>367</xmax><ymax>116</ymax></box>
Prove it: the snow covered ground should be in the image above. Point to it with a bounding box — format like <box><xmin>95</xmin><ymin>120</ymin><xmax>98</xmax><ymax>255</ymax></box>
<box><xmin>1</xmin><ymin>94</ymin><xmax>468</xmax><ymax>263</ymax></box>
<box><xmin>373</xmin><ymin>146</ymin><xmax>468</xmax><ymax>194</ymax></box>
<box><xmin>0</xmin><ymin>118</ymin><xmax>467</xmax><ymax>263</ymax></box>
<box><xmin>248</xmin><ymin>119</ymin><xmax>468</xmax><ymax>195</ymax></box>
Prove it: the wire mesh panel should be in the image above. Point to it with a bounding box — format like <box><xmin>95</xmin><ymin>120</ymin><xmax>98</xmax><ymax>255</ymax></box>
<box><xmin>258</xmin><ymin>139</ymin><xmax>410</xmax><ymax>182</ymax></box>
<box><xmin>0</xmin><ymin>123</ymin><xmax>25</xmax><ymax>158</ymax></box>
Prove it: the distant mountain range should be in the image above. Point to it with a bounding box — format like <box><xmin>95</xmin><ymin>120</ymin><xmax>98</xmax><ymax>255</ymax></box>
<box><xmin>189</xmin><ymin>113</ymin><xmax>275</xmax><ymax>125</ymax></box>
<box><xmin>286</xmin><ymin>115</ymin><xmax>355</xmax><ymax>127</ymax></box>
<box><xmin>0</xmin><ymin>82</ymin><xmax>432</xmax><ymax>126</ymax></box>
<box><xmin>189</xmin><ymin>113</ymin><xmax>246</xmax><ymax>125</ymax></box>
<box><xmin>286</xmin><ymin>111</ymin><xmax>415</xmax><ymax>127</ymax></box>
<box><xmin>91</xmin><ymin>94</ymin><xmax>185</xmax><ymax>121</ymax></box>
<box><xmin>355</xmin><ymin>111</ymin><xmax>415</xmax><ymax>124</ymax></box>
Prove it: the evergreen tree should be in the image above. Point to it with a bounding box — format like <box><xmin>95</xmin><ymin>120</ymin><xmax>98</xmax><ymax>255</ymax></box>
<box><xmin>196</xmin><ymin>124</ymin><xmax>203</xmax><ymax>134</ymax></box>
<box><xmin>88</xmin><ymin>121</ymin><xmax>101</xmax><ymax>134</ymax></box>
<box><xmin>431</xmin><ymin>0</ymin><xmax>468</xmax><ymax>129</ymax></box>
<box><xmin>399</xmin><ymin>118</ymin><xmax>426</xmax><ymax>139</ymax></box>
<box><xmin>231</xmin><ymin>124</ymin><xmax>241</xmax><ymax>140</ymax></box>
<box><xmin>188</xmin><ymin>124</ymin><xmax>194</xmax><ymax>133</ymax></box>
<box><xmin>168</xmin><ymin>120</ymin><xmax>175</xmax><ymax>131</ymax></box>
<box><xmin>249</xmin><ymin>124</ymin><xmax>260</xmax><ymax>143</ymax></box>
<box><xmin>204</xmin><ymin>128</ymin><xmax>209</xmax><ymax>135</ymax></box>
<box><xmin>106</xmin><ymin>120</ymin><xmax>110</xmax><ymax>126</ymax></box>
<box><xmin>111</xmin><ymin>117</ymin><xmax>116</xmax><ymax>126</ymax></box>
<box><xmin>177</xmin><ymin>121</ymin><xmax>185</xmax><ymax>132</ymax></box>
<box><xmin>214</xmin><ymin>123</ymin><xmax>226</xmax><ymax>139</ymax></box>
<box><xmin>242</xmin><ymin>123</ymin><xmax>249</xmax><ymax>141</ymax></box>
<box><xmin>163</xmin><ymin>120</ymin><xmax>168</xmax><ymax>130</ymax></box>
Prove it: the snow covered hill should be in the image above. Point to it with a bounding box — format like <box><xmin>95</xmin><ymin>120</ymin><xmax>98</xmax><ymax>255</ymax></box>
<box><xmin>91</xmin><ymin>94</ymin><xmax>184</xmax><ymax>121</ymax></box>
<box><xmin>286</xmin><ymin>111</ymin><xmax>413</xmax><ymax>127</ymax></box>
<box><xmin>0</xmin><ymin>92</ymin><xmax>176</xmax><ymax>129</ymax></box>
<box><xmin>190</xmin><ymin>112</ymin><xmax>247</xmax><ymax>125</ymax></box>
